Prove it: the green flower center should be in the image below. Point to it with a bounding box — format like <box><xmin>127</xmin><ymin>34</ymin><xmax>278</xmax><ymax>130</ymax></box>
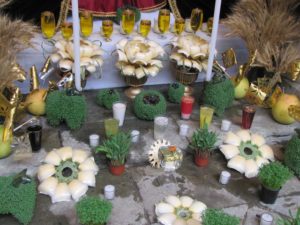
<box><xmin>55</xmin><ymin>160</ymin><xmax>79</xmax><ymax>183</ymax></box>
<box><xmin>239</xmin><ymin>141</ymin><xmax>261</xmax><ymax>160</ymax></box>
<box><xmin>175</xmin><ymin>207</ymin><xmax>192</xmax><ymax>220</ymax></box>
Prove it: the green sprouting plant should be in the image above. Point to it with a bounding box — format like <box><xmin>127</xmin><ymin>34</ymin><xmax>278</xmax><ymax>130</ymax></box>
<box><xmin>202</xmin><ymin>208</ymin><xmax>240</xmax><ymax>225</ymax></box>
<box><xmin>133</xmin><ymin>90</ymin><xmax>167</xmax><ymax>121</ymax></box>
<box><xmin>168</xmin><ymin>82</ymin><xmax>185</xmax><ymax>104</ymax></box>
<box><xmin>189</xmin><ymin>125</ymin><xmax>217</xmax><ymax>155</ymax></box>
<box><xmin>277</xmin><ymin>208</ymin><xmax>300</xmax><ymax>225</ymax></box>
<box><xmin>76</xmin><ymin>196</ymin><xmax>112</xmax><ymax>225</ymax></box>
<box><xmin>96</xmin><ymin>132</ymin><xmax>131</xmax><ymax>166</ymax></box>
<box><xmin>258</xmin><ymin>161</ymin><xmax>293</xmax><ymax>190</ymax></box>
<box><xmin>96</xmin><ymin>89</ymin><xmax>120</xmax><ymax>110</ymax></box>
<box><xmin>284</xmin><ymin>135</ymin><xmax>300</xmax><ymax>176</ymax></box>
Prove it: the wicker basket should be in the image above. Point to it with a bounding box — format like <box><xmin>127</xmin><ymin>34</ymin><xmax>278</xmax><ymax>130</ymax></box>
<box><xmin>124</xmin><ymin>76</ymin><xmax>148</xmax><ymax>87</ymax></box>
<box><xmin>172</xmin><ymin>61</ymin><xmax>199</xmax><ymax>85</ymax></box>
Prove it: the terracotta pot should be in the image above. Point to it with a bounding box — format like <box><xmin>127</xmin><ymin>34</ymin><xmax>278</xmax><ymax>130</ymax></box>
<box><xmin>260</xmin><ymin>185</ymin><xmax>280</xmax><ymax>204</ymax></box>
<box><xmin>109</xmin><ymin>163</ymin><xmax>125</xmax><ymax>176</ymax></box>
<box><xmin>194</xmin><ymin>153</ymin><xmax>209</xmax><ymax>167</ymax></box>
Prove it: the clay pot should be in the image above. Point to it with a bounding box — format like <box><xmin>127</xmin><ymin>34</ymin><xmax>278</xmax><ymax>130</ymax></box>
<box><xmin>260</xmin><ymin>185</ymin><xmax>280</xmax><ymax>204</ymax></box>
<box><xmin>109</xmin><ymin>163</ymin><xmax>125</xmax><ymax>176</ymax></box>
<box><xmin>194</xmin><ymin>153</ymin><xmax>209</xmax><ymax>167</ymax></box>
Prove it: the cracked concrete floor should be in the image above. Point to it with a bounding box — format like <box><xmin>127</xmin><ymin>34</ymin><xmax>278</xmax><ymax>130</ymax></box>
<box><xmin>0</xmin><ymin>85</ymin><xmax>299</xmax><ymax>225</ymax></box>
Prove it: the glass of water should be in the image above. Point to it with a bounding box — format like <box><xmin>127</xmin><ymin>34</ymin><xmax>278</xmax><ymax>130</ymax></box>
<box><xmin>154</xmin><ymin>116</ymin><xmax>168</xmax><ymax>140</ymax></box>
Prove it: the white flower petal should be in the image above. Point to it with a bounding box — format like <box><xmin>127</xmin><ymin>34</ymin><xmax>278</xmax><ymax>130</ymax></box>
<box><xmin>189</xmin><ymin>201</ymin><xmax>207</xmax><ymax>214</ymax></box>
<box><xmin>51</xmin><ymin>182</ymin><xmax>71</xmax><ymax>203</ymax></box>
<box><xmin>157</xmin><ymin>213</ymin><xmax>177</xmax><ymax>225</ymax></box>
<box><xmin>224</xmin><ymin>132</ymin><xmax>241</xmax><ymax>146</ymax></box>
<box><xmin>192</xmin><ymin>213</ymin><xmax>202</xmax><ymax>221</ymax></box>
<box><xmin>116</xmin><ymin>39</ymin><xmax>128</xmax><ymax>51</ymax></box>
<box><xmin>244</xmin><ymin>159</ymin><xmax>259</xmax><ymax>178</ymax></box>
<box><xmin>236</xmin><ymin>130</ymin><xmax>251</xmax><ymax>142</ymax></box>
<box><xmin>117</xmin><ymin>50</ymin><xmax>129</xmax><ymax>62</ymax></box>
<box><xmin>56</xmin><ymin>146</ymin><xmax>73</xmax><ymax>161</ymax></box>
<box><xmin>187</xmin><ymin>218</ymin><xmax>201</xmax><ymax>225</ymax></box>
<box><xmin>228</xmin><ymin>155</ymin><xmax>246</xmax><ymax>174</ymax></box>
<box><xmin>259</xmin><ymin>145</ymin><xmax>274</xmax><ymax>161</ymax></box>
<box><xmin>155</xmin><ymin>202</ymin><xmax>174</xmax><ymax>216</ymax></box>
<box><xmin>37</xmin><ymin>164</ymin><xmax>56</xmax><ymax>181</ymax></box>
<box><xmin>78</xmin><ymin>171</ymin><xmax>96</xmax><ymax>187</ymax></box>
<box><xmin>174</xmin><ymin>218</ymin><xmax>187</xmax><ymax>225</ymax></box>
<box><xmin>180</xmin><ymin>196</ymin><xmax>194</xmax><ymax>208</ymax></box>
<box><xmin>68</xmin><ymin>180</ymin><xmax>88</xmax><ymax>202</ymax></box>
<box><xmin>79</xmin><ymin>157</ymin><xmax>99</xmax><ymax>174</ymax></box>
<box><xmin>165</xmin><ymin>195</ymin><xmax>181</xmax><ymax>208</ymax></box>
<box><xmin>219</xmin><ymin>145</ymin><xmax>240</xmax><ymax>159</ymax></box>
<box><xmin>38</xmin><ymin>177</ymin><xmax>58</xmax><ymax>196</ymax></box>
<box><xmin>44</xmin><ymin>150</ymin><xmax>61</xmax><ymax>166</ymax></box>
<box><xmin>147</xmin><ymin>66</ymin><xmax>159</xmax><ymax>77</ymax></box>
<box><xmin>255</xmin><ymin>156</ymin><xmax>269</xmax><ymax>168</ymax></box>
<box><xmin>251</xmin><ymin>133</ymin><xmax>266</xmax><ymax>147</ymax></box>
<box><xmin>72</xmin><ymin>149</ymin><xmax>90</xmax><ymax>164</ymax></box>
<box><xmin>135</xmin><ymin>67</ymin><xmax>146</xmax><ymax>79</ymax></box>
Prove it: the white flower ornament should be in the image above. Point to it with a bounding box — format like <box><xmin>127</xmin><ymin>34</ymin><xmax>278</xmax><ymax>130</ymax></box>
<box><xmin>155</xmin><ymin>195</ymin><xmax>207</xmax><ymax>225</ymax></box>
<box><xmin>220</xmin><ymin>130</ymin><xmax>275</xmax><ymax>178</ymax></box>
<box><xmin>37</xmin><ymin>146</ymin><xmax>98</xmax><ymax>203</ymax></box>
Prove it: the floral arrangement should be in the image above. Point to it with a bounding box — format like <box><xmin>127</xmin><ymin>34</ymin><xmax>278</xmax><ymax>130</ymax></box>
<box><xmin>37</xmin><ymin>147</ymin><xmax>98</xmax><ymax>203</ymax></box>
<box><xmin>50</xmin><ymin>38</ymin><xmax>104</xmax><ymax>76</ymax></box>
<box><xmin>115</xmin><ymin>36</ymin><xmax>165</xmax><ymax>79</ymax></box>
<box><xmin>170</xmin><ymin>34</ymin><xmax>209</xmax><ymax>73</ymax></box>
<box><xmin>155</xmin><ymin>195</ymin><xmax>207</xmax><ymax>225</ymax></box>
<box><xmin>220</xmin><ymin>130</ymin><xmax>275</xmax><ymax>178</ymax></box>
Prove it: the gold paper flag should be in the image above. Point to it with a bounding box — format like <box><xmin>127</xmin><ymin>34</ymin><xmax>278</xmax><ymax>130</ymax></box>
<box><xmin>289</xmin><ymin>59</ymin><xmax>300</xmax><ymax>81</ymax></box>
<box><xmin>222</xmin><ymin>48</ymin><xmax>237</xmax><ymax>68</ymax></box>
<box><xmin>245</xmin><ymin>83</ymin><xmax>267</xmax><ymax>106</ymax></box>
<box><xmin>30</xmin><ymin>65</ymin><xmax>39</xmax><ymax>91</ymax></box>
<box><xmin>41</xmin><ymin>57</ymin><xmax>51</xmax><ymax>74</ymax></box>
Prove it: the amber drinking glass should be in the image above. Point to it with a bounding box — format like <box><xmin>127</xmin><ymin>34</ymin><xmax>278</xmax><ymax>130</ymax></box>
<box><xmin>174</xmin><ymin>18</ymin><xmax>185</xmax><ymax>35</ymax></box>
<box><xmin>41</xmin><ymin>11</ymin><xmax>56</xmax><ymax>39</ymax></box>
<box><xmin>190</xmin><ymin>8</ymin><xmax>203</xmax><ymax>33</ymax></box>
<box><xmin>80</xmin><ymin>11</ymin><xmax>93</xmax><ymax>38</ymax></box>
<box><xmin>122</xmin><ymin>9</ymin><xmax>135</xmax><ymax>36</ymax></box>
<box><xmin>61</xmin><ymin>22</ymin><xmax>73</xmax><ymax>40</ymax></box>
<box><xmin>102</xmin><ymin>20</ymin><xmax>113</xmax><ymax>41</ymax></box>
<box><xmin>158</xmin><ymin>9</ymin><xmax>170</xmax><ymax>38</ymax></box>
<box><xmin>140</xmin><ymin>19</ymin><xmax>151</xmax><ymax>38</ymax></box>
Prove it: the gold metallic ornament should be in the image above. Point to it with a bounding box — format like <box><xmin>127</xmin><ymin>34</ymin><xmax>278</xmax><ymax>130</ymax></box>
<box><xmin>29</xmin><ymin>65</ymin><xmax>39</xmax><ymax>91</ymax></box>
<box><xmin>41</xmin><ymin>57</ymin><xmax>51</xmax><ymax>74</ymax></box>
<box><xmin>288</xmin><ymin>105</ymin><xmax>300</xmax><ymax>121</ymax></box>
<box><xmin>11</xmin><ymin>63</ymin><xmax>26</xmax><ymax>82</ymax></box>
<box><xmin>236</xmin><ymin>50</ymin><xmax>257</xmax><ymax>83</ymax></box>
<box><xmin>245</xmin><ymin>83</ymin><xmax>267</xmax><ymax>106</ymax></box>
<box><xmin>222</xmin><ymin>48</ymin><xmax>237</xmax><ymax>68</ymax></box>
<box><xmin>289</xmin><ymin>59</ymin><xmax>300</xmax><ymax>81</ymax></box>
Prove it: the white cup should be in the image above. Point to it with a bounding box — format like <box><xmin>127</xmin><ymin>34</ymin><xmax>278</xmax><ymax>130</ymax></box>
<box><xmin>179</xmin><ymin>124</ymin><xmax>189</xmax><ymax>136</ymax></box>
<box><xmin>131</xmin><ymin>130</ymin><xmax>140</xmax><ymax>143</ymax></box>
<box><xmin>113</xmin><ymin>102</ymin><xmax>126</xmax><ymax>126</ymax></box>
<box><xmin>89</xmin><ymin>134</ymin><xmax>99</xmax><ymax>147</ymax></box>
<box><xmin>260</xmin><ymin>213</ymin><xmax>273</xmax><ymax>225</ymax></box>
<box><xmin>104</xmin><ymin>185</ymin><xmax>115</xmax><ymax>200</ymax></box>
<box><xmin>219</xmin><ymin>171</ymin><xmax>231</xmax><ymax>185</ymax></box>
<box><xmin>221</xmin><ymin>119</ymin><xmax>231</xmax><ymax>131</ymax></box>
<box><xmin>154</xmin><ymin>116</ymin><xmax>168</xmax><ymax>140</ymax></box>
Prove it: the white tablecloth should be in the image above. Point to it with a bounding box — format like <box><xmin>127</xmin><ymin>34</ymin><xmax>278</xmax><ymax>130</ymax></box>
<box><xmin>16</xmin><ymin>11</ymin><xmax>248</xmax><ymax>93</ymax></box>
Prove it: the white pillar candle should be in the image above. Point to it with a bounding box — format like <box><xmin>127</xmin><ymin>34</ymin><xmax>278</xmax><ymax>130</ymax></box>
<box><xmin>112</xmin><ymin>102</ymin><xmax>127</xmax><ymax>126</ymax></box>
<box><xmin>104</xmin><ymin>185</ymin><xmax>115</xmax><ymax>200</ymax></box>
<box><xmin>206</xmin><ymin>0</ymin><xmax>222</xmax><ymax>81</ymax></box>
<box><xmin>71</xmin><ymin>0</ymin><xmax>82</xmax><ymax>91</ymax></box>
<box><xmin>221</xmin><ymin>119</ymin><xmax>231</xmax><ymax>131</ymax></box>
<box><xmin>89</xmin><ymin>134</ymin><xmax>99</xmax><ymax>147</ymax></box>
<box><xmin>219</xmin><ymin>171</ymin><xmax>231</xmax><ymax>185</ymax></box>
<box><xmin>260</xmin><ymin>213</ymin><xmax>273</xmax><ymax>225</ymax></box>
<box><xmin>131</xmin><ymin>130</ymin><xmax>140</xmax><ymax>143</ymax></box>
<box><xmin>179</xmin><ymin>124</ymin><xmax>189</xmax><ymax>136</ymax></box>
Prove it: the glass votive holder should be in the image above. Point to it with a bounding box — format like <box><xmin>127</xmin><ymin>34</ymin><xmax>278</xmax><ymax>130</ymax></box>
<box><xmin>200</xmin><ymin>105</ymin><xmax>214</xmax><ymax>128</ymax></box>
<box><xmin>179</xmin><ymin>124</ymin><xmax>189</xmax><ymax>136</ymax></box>
<box><xmin>219</xmin><ymin>171</ymin><xmax>231</xmax><ymax>185</ymax></box>
<box><xmin>104</xmin><ymin>185</ymin><xmax>115</xmax><ymax>200</ymax></box>
<box><xmin>154</xmin><ymin>116</ymin><xmax>168</xmax><ymax>140</ymax></box>
<box><xmin>260</xmin><ymin>213</ymin><xmax>273</xmax><ymax>225</ymax></box>
<box><xmin>181</xmin><ymin>96</ymin><xmax>195</xmax><ymax>120</ymax></box>
<box><xmin>89</xmin><ymin>134</ymin><xmax>99</xmax><ymax>147</ymax></box>
<box><xmin>242</xmin><ymin>105</ymin><xmax>256</xmax><ymax>129</ymax></box>
<box><xmin>112</xmin><ymin>101</ymin><xmax>127</xmax><ymax>127</ymax></box>
<box><xmin>104</xmin><ymin>118</ymin><xmax>119</xmax><ymax>138</ymax></box>
<box><xmin>131</xmin><ymin>130</ymin><xmax>140</xmax><ymax>143</ymax></box>
<box><xmin>221</xmin><ymin>119</ymin><xmax>231</xmax><ymax>131</ymax></box>
<box><xmin>27</xmin><ymin>118</ymin><xmax>42</xmax><ymax>152</ymax></box>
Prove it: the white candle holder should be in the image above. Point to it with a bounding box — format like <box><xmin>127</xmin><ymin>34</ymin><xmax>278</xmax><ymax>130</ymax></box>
<box><xmin>131</xmin><ymin>130</ymin><xmax>140</xmax><ymax>143</ymax></box>
<box><xmin>260</xmin><ymin>213</ymin><xmax>273</xmax><ymax>225</ymax></box>
<box><xmin>219</xmin><ymin>171</ymin><xmax>231</xmax><ymax>185</ymax></box>
<box><xmin>104</xmin><ymin>185</ymin><xmax>115</xmax><ymax>200</ymax></box>
<box><xmin>89</xmin><ymin>134</ymin><xmax>100</xmax><ymax>147</ymax></box>
<box><xmin>221</xmin><ymin>119</ymin><xmax>231</xmax><ymax>131</ymax></box>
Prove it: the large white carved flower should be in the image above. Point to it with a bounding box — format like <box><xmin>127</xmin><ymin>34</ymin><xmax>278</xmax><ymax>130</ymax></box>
<box><xmin>115</xmin><ymin>36</ymin><xmax>165</xmax><ymax>79</ymax></box>
<box><xmin>170</xmin><ymin>34</ymin><xmax>209</xmax><ymax>72</ymax></box>
<box><xmin>37</xmin><ymin>146</ymin><xmax>98</xmax><ymax>203</ymax></box>
<box><xmin>220</xmin><ymin>130</ymin><xmax>275</xmax><ymax>178</ymax></box>
<box><xmin>155</xmin><ymin>195</ymin><xmax>207</xmax><ymax>225</ymax></box>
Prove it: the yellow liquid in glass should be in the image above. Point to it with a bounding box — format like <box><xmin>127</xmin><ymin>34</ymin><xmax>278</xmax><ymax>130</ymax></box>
<box><xmin>102</xmin><ymin>22</ymin><xmax>113</xmax><ymax>39</ymax></box>
<box><xmin>200</xmin><ymin>106</ymin><xmax>214</xmax><ymax>128</ymax></box>
<box><xmin>61</xmin><ymin>23</ymin><xmax>73</xmax><ymax>40</ymax></box>
<box><xmin>122</xmin><ymin>10</ymin><xmax>135</xmax><ymax>35</ymax></box>
<box><xmin>140</xmin><ymin>20</ymin><xmax>151</xmax><ymax>37</ymax></box>
<box><xmin>41</xmin><ymin>12</ymin><xmax>55</xmax><ymax>39</ymax></box>
<box><xmin>158</xmin><ymin>11</ymin><xmax>170</xmax><ymax>34</ymax></box>
<box><xmin>190</xmin><ymin>8</ymin><xmax>203</xmax><ymax>32</ymax></box>
<box><xmin>207</xmin><ymin>17</ymin><xmax>213</xmax><ymax>33</ymax></box>
<box><xmin>174</xmin><ymin>19</ymin><xmax>185</xmax><ymax>35</ymax></box>
<box><xmin>80</xmin><ymin>12</ymin><xmax>93</xmax><ymax>37</ymax></box>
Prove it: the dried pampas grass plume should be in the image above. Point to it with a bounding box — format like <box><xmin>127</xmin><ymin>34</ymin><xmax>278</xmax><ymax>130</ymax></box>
<box><xmin>224</xmin><ymin>0</ymin><xmax>300</xmax><ymax>73</ymax></box>
<box><xmin>0</xmin><ymin>14</ymin><xmax>37</xmax><ymax>88</ymax></box>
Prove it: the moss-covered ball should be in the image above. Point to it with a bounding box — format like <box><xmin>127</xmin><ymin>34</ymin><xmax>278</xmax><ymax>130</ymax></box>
<box><xmin>133</xmin><ymin>90</ymin><xmax>167</xmax><ymax>120</ymax></box>
<box><xmin>203</xmin><ymin>78</ymin><xmax>235</xmax><ymax>117</ymax></box>
<box><xmin>96</xmin><ymin>89</ymin><xmax>120</xmax><ymax>110</ymax></box>
<box><xmin>168</xmin><ymin>82</ymin><xmax>185</xmax><ymax>104</ymax></box>
<box><xmin>284</xmin><ymin>135</ymin><xmax>300</xmax><ymax>176</ymax></box>
<box><xmin>46</xmin><ymin>90</ymin><xmax>87</xmax><ymax>130</ymax></box>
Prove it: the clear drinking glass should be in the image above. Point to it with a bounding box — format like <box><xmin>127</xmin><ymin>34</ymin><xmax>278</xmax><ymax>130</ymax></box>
<box><xmin>154</xmin><ymin>116</ymin><xmax>168</xmax><ymax>140</ymax></box>
<box><xmin>41</xmin><ymin>11</ymin><xmax>56</xmax><ymax>39</ymax></box>
<box><xmin>102</xmin><ymin>20</ymin><xmax>113</xmax><ymax>41</ymax></box>
<box><xmin>242</xmin><ymin>105</ymin><xmax>256</xmax><ymax>129</ymax></box>
<box><xmin>174</xmin><ymin>18</ymin><xmax>185</xmax><ymax>35</ymax></box>
<box><xmin>104</xmin><ymin>118</ymin><xmax>119</xmax><ymax>138</ymax></box>
<box><xmin>122</xmin><ymin>9</ymin><xmax>135</xmax><ymax>37</ymax></box>
<box><xmin>27</xmin><ymin>118</ymin><xmax>42</xmax><ymax>152</ymax></box>
<box><xmin>207</xmin><ymin>17</ymin><xmax>213</xmax><ymax>34</ymax></box>
<box><xmin>80</xmin><ymin>11</ymin><xmax>93</xmax><ymax>38</ymax></box>
<box><xmin>200</xmin><ymin>105</ymin><xmax>214</xmax><ymax>128</ymax></box>
<box><xmin>139</xmin><ymin>19</ymin><xmax>151</xmax><ymax>38</ymax></box>
<box><xmin>190</xmin><ymin>8</ymin><xmax>203</xmax><ymax>33</ymax></box>
<box><xmin>61</xmin><ymin>22</ymin><xmax>73</xmax><ymax>40</ymax></box>
<box><xmin>158</xmin><ymin>9</ymin><xmax>170</xmax><ymax>39</ymax></box>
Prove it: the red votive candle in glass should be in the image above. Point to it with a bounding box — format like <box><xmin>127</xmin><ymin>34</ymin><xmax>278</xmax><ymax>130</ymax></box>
<box><xmin>242</xmin><ymin>105</ymin><xmax>256</xmax><ymax>129</ymax></box>
<box><xmin>181</xmin><ymin>96</ymin><xmax>195</xmax><ymax>119</ymax></box>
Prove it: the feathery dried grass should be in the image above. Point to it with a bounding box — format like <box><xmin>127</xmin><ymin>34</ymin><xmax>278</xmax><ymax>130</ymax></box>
<box><xmin>224</xmin><ymin>0</ymin><xmax>300</xmax><ymax>73</ymax></box>
<box><xmin>0</xmin><ymin>14</ymin><xmax>37</xmax><ymax>88</ymax></box>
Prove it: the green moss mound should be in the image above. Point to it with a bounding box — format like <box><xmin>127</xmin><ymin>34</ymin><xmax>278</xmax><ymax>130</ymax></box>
<box><xmin>0</xmin><ymin>175</ymin><xmax>37</xmax><ymax>225</ymax></box>
<box><xmin>202</xmin><ymin>209</ymin><xmax>240</xmax><ymax>225</ymax></box>
<box><xmin>168</xmin><ymin>82</ymin><xmax>185</xmax><ymax>104</ymax></box>
<box><xmin>133</xmin><ymin>90</ymin><xmax>167</xmax><ymax>120</ymax></box>
<box><xmin>96</xmin><ymin>89</ymin><xmax>120</xmax><ymax>110</ymax></box>
<box><xmin>46</xmin><ymin>90</ymin><xmax>87</xmax><ymax>130</ymax></box>
<box><xmin>76</xmin><ymin>196</ymin><xmax>112</xmax><ymax>225</ymax></box>
<box><xmin>285</xmin><ymin>135</ymin><xmax>300</xmax><ymax>176</ymax></box>
<box><xmin>203</xmin><ymin>77</ymin><xmax>234</xmax><ymax>117</ymax></box>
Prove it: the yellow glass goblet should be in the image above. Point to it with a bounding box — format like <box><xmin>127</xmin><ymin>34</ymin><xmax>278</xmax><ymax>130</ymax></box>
<box><xmin>41</xmin><ymin>11</ymin><xmax>56</xmax><ymax>39</ymax></box>
<box><xmin>190</xmin><ymin>8</ymin><xmax>203</xmax><ymax>33</ymax></box>
<box><xmin>122</xmin><ymin>9</ymin><xmax>135</xmax><ymax>36</ymax></box>
<box><xmin>174</xmin><ymin>18</ymin><xmax>185</xmax><ymax>35</ymax></box>
<box><xmin>61</xmin><ymin>22</ymin><xmax>73</xmax><ymax>40</ymax></box>
<box><xmin>102</xmin><ymin>20</ymin><xmax>113</xmax><ymax>42</ymax></box>
<box><xmin>80</xmin><ymin>11</ymin><xmax>93</xmax><ymax>38</ymax></box>
<box><xmin>158</xmin><ymin>9</ymin><xmax>170</xmax><ymax>38</ymax></box>
<box><xmin>139</xmin><ymin>19</ymin><xmax>151</xmax><ymax>38</ymax></box>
